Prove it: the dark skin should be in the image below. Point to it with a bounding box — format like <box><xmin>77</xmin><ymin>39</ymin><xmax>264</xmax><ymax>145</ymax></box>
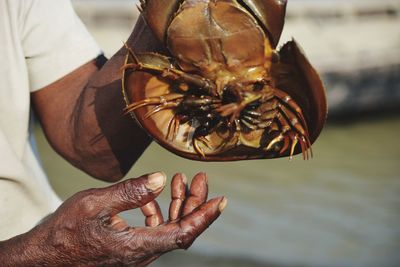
<box><xmin>0</xmin><ymin>172</ymin><xmax>226</xmax><ymax>266</ymax></box>
<box><xmin>0</xmin><ymin>17</ymin><xmax>226</xmax><ymax>266</ymax></box>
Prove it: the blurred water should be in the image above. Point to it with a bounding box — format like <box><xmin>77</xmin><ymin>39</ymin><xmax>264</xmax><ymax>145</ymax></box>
<box><xmin>36</xmin><ymin>117</ymin><xmax>400</xmax><ymax>267</ymax></box>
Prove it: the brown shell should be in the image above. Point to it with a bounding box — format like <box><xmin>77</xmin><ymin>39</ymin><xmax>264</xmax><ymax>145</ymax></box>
<box><xmin>166</xmin><ymin>0</ymin><xmax>269</xmax><ymax>73</ymax></box>
<box><xmin>240</xmin><ymin>0</ymin><xmax>287</xmax><ymax>48</ymax></box>
<box><xmin>124</xmin><ymin>0</ymin><xmax>327</xmax><ymax>161</ymax></box>
<box><xmin>140</xmin><ymin>0</ymin><xmax>182</xmax><ymax>42</ymax></box>
<box><xmin>142</xmin><ymin>0</ymin><xmax>287</xmax><ymax>47</ymax></box>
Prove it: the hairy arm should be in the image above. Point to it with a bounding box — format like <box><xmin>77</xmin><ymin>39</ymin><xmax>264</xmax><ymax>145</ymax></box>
<box><xmin>32</xmin><ymin>18</ymin><xmax>163</xmax><ymax>182</ymax></box>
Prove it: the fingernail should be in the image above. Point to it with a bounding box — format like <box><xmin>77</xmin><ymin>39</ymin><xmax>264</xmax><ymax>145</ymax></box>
<box><xmin>145</xmin><ymin>172</ymin><xmax>166</xmax><ymax>193</ymax></box>
<box><xmin>181</xmin><ymin>173</ymin><xmax>187</xmax><ymax>185</ymax></box>
<box><xmin>218</xmin><ymin>197</ymin><xmax>228</xmax><ymax>212</ymax></box>
<box><xmin>198</xmin><ymin>172</ymin><xmax>208</xmax><ymax>184</ymax></box>
<box><xmin>202</xmin><ymin>172</ymin><xmax>208</xmax><ymax>184</ymax></box>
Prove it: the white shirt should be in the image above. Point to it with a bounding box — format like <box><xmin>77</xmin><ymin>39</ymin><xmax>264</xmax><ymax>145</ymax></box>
<box><xmin>0</xmin><ymin>0</ymin><xmax>100</xmax><ymax>240</ymax></box>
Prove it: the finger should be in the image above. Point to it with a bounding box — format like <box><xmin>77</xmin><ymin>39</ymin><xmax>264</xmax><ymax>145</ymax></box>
<box><xmin>169</xmin><ymin>173</ymin><xmax>187</xmax><ymax>221</ymax></box>
<box><xmin>141</xmin><ymin>200</ymin><xmax>164</xmax><ymax>227</ymax></box>
<box><xmin>178</xmin><ymin>196</ymin><xmax>227</xmax><ymax>249</ymax></box>
<box><xmin>130</xmin><ymin>196</ymin><xmax>227</xmax><ymax>253</ymax></box>
<box><xmin>95</xmin><ymin>172</ymin><xmax>166</xmax><ymax>215</ymax></box>
<box><xmin>182</xmin><ymin>172</ymin><xmax>208</xmax><ymax>216</ymax></box>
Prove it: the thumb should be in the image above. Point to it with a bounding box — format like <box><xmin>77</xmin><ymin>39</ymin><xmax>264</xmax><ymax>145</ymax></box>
<box><xmin>96</xmin><ymin>172</ymin><xmax>166</xmax><ymax>215</ymax></box>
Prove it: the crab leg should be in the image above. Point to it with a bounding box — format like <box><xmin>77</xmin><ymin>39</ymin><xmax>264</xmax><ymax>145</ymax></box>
<box><xmin>193</xmin><ymin>138</ymin><xmax>206</xmax><ymax>158</ymax></box>
<box><xmin>276</xmin><ymin>111</ymin><xmax>310</xmax><ymax>160</ymax></box>
<box><xmin>124</xmin><ymin>62</ymin><xmax>215</xmax><ymax>93</ymax></box>
<box><xmin>279</xmin><ymin>136</ymin><xmax>290</xmax><ymax>155</ymax></box>
<box><xmin>262</xmin><ymin>101</ymin><xmax>311</xmax><ymax>160</ymax></box>
<box><xmin>274</xmin><ymin>89</ymin><xmax>310</xmax><ymax>136</ymax></box>
<box><xmin>299</xmin><ymin>136</ymin><xmax>309</xmax><ymax>160</ymax></box>
<box><xmin>241</xmin><ymin>119</ymin><xmax>258</xmax><ymax>130</ymax></box>
<box><xmin>243</xmin><ymin>110</ymin><xmax>262</xmax><ymax>118</ymax></box>
<box><xmin>281</xmin><ymin>110</ymin><xmax>309</xmax><ymax>159</ymax></box>
<box><xmin>256</xmin><ymin>109</ymin><xmax>276</xmax><ymax>129</ymax></box>
<box><xmin>258</xmin><ymin>120</ymin><xmax>273</xmax><ymax>129</ymax></box>
<box><xmin>197</xmin><ymin>136</ymin><xmax>211</xmax><ymax>149</ymax></box>
<box><xmin>265</xmin><ymin>113</ymin><xmax>291</xmax><ymax>152</ymax></box>
<box><xmin>167</xmin><ymin>115</ymin><xmax>182</xmax><ymax>141</ymax></box>
<box><xmin>144</xmin><ymin>102</ymin><xmax>181</xmax><ymax>119</ymax></box>
<box><xmin>167</xmin><ymin>116</ymin><xmax>176</xmax><ymax>141</ymax></box>
<box><xmin>266</xmin><ymin>134</ymin><xmax>284</xmax><ymax>151</ymax></box>
<box><xmin>123</xmin><ymin>44</ymin><xmax>217</xmax><ymax>96</ymax></box>
<box><xmin>289</xmin><ymin>133</ymin><xmax>299</xmax><ymax>160</ymax></box>
<box><xmin>216</xmin><ymin>94</ymin><xmax>262</xmax><ymax>122</ymax></box>
<box><xmin>277</xmin><ymin>102</ymin><xmax>313</xmax><ymax>158</ymax></box>
<box><xmin>242</xmin><ymin>115</ymin><xmax>261</xmax><ymax>125</ymax></box>
<box><xmin>278</xmin><ymin>104</ymin><xmax>307</xmax><ymax>136</ymax></box>
<box><xmin>125</xmin><ymin>93</ymin><xmax>184</xmax><ymax>113</ymax></box>
<box><xmin>216</xmin><ymin>103</ymin><xmax>238</xmax><ymax>117</ymax></box>
<box><xmin>255</xmin><ymin>87</ymin><xmax>313</xmax><ymax>159</ymax></box>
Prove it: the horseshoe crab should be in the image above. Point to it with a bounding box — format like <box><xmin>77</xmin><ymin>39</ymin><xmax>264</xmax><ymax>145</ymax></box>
<box><xmin>122</xmin><ymin>0</ymin><xmax>327</xmax><ymax>161</ymax></box>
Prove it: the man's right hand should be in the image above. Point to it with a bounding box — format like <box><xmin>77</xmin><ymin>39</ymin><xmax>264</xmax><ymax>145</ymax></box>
<box><xmin>0</xmin><ymin>172</ymin><xmax>226</xmax><ymax>266</ymax></box>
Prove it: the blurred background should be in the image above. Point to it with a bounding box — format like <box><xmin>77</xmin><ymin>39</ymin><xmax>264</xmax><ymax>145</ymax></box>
<box><xmin>35</xmin><ymin>0</ymin><xmax>400</xmax><ymax>266</ymax></box>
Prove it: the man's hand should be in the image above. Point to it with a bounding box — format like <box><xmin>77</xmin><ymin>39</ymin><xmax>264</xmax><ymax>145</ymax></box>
<box><xmin>0</xmin><ymin>172</ymin><xmax>226</xmax><ymax>266</ymax></box>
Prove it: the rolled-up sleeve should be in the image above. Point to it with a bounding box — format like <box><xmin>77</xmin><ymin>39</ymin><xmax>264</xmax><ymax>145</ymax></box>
<box><xmin>21</xmin><ymin>0</ymin><xmax>101</xmax><ymax>92</ymax></box>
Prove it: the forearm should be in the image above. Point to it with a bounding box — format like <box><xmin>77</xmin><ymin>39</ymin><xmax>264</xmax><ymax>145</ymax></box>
<box><xmin>33</xmin><ymin>17</ymin><xmax>163</xmax><ymax>181</ymax></box>
<box><xmin>67</xmin><ymin>41</ymin><xmax>152</xmax><ymax>181</ymax></box>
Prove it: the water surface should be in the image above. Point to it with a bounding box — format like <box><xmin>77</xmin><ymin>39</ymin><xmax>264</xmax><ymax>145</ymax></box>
<box><xmin>36</xmin><ymin>117</ymin><xmax>400</xmax><ymax>267</ymax></box>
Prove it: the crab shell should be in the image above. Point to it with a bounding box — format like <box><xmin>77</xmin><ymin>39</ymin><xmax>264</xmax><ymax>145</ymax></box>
<box><xmin>142</xmin><ymin>0</ymin><xmax>287</xmax><ymax>48</ymax></box>
<box><xmin>124</xmin><ymin>0</ymin><xmax>327</xmax><ymax>161</ymax></box>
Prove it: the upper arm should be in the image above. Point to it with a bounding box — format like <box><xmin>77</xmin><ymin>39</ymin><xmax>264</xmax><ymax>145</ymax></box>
<box><xmin>25</xmin><ymin>0</ymin><xmax>125</xmax><ymax>181</ymax></box>
<box><xmin>28</xmin><ymin>6</ymin><xmax>154</xmax><ymax>181</ymax></box>
<box><xmin>21</xmin><ymin>0</ymin><xmax>101</xmax><ymax>92</ymax></box>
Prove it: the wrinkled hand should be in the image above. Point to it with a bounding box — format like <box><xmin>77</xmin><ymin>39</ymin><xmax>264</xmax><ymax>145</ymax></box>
<box><xmin>25</xmin><ymin>172</ymin><xmax>226</xmax><ymax>266</ymax></box>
